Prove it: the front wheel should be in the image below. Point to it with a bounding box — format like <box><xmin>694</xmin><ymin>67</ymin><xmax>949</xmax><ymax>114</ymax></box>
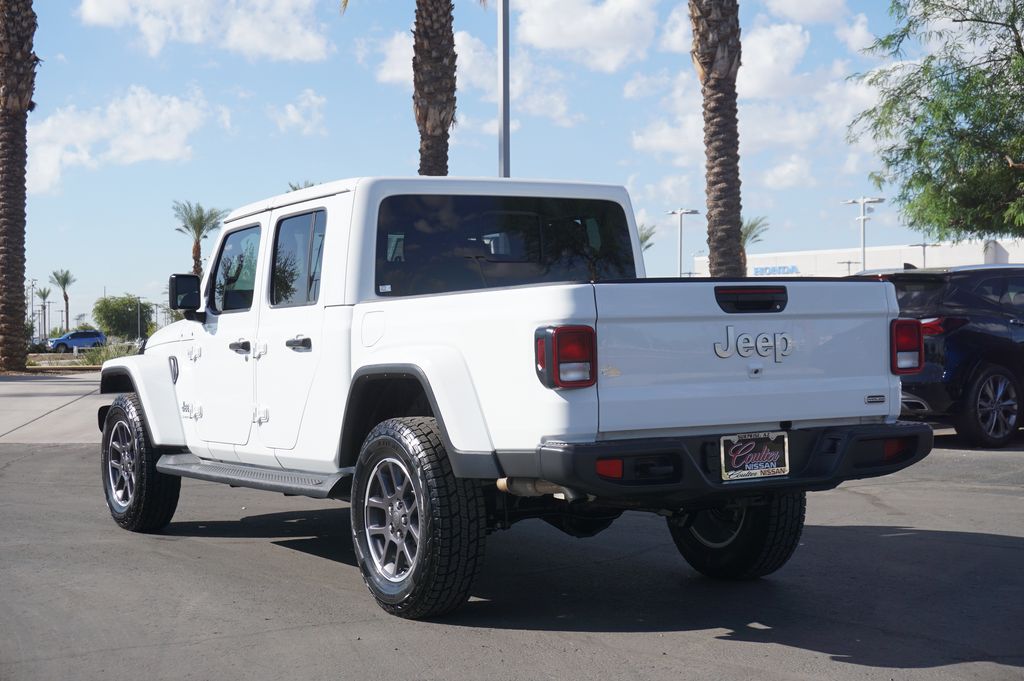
<box><xmin>955</xmin><ymin>365</ymin><xmax>1021</xmax><ymax>448</ymax></box>
<box><xmin>350</xmin><ymin>417</ymin><xmax>486</xmax><ymax>619</ymax></box>
<box><xmin>668</xmin><ymin>492</ymin><xmax>806</xmax><ymax>580</ymax></box>
<box><xmin>101</xmin><ymin>394</ymin><xmax>180</xmax><ymax>532</ymax></box>
<box><xmin>55</xmin><ymin>344</ymin><xmax>68</xmax><ymax>353</ymax></box>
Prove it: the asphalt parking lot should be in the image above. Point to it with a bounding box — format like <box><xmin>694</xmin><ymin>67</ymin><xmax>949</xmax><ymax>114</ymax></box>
<box><xmin>1</xmin><ymin>374</ymin><xmax>1022</xmax><ymax>680</ymax></box>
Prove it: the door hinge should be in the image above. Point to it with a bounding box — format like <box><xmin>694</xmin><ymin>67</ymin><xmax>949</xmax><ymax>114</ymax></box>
<box><xmin>252</xmin><ymin>406</ymin><xmax>269</xmax><ymax>424</ymax></box>
<box><xmin>187</xmin><ymin>345</ymin><xmax>202</xmax><ymax>362</ymax></box>
<box><xmin>253</xmin><ymin>342</ymin><xmax>268</xmax><ymax>359</ymax></box>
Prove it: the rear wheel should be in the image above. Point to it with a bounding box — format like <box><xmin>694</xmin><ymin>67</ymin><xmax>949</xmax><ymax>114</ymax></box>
<box><xmin>351</xmin><ymin>417</ymin><xmax>486</xmax><ymax>619</ymax></box>
<box><xmin>668</xmin><ymin>493</ymin><xmax>806</xmax><ymax>580</ymax></box>
<box><xmin>955</xmin><ymin>365</ymin><xmax>1021</xmax><ymax>448</ymax></box>
<box><xmin>101</xmin><ymin>394</ymin><xmax>180</xmax><ymax>532</ymax></box>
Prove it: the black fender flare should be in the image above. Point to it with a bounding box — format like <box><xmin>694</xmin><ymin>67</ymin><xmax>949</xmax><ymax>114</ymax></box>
<box><xmin>341</xmin><ymin>364</ymin><xmax>502</xmax><ymax>479</ymax></box>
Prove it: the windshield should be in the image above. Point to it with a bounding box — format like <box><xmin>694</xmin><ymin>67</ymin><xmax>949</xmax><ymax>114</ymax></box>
<box><xmin>375</xmin><ymin>194</ymin><xmax>636</xmax><ymax>296</ymax></box>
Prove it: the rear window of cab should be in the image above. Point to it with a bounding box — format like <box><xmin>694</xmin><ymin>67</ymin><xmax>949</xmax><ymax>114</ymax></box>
<box><xmin>375</xmin><ymin>194</ymin><xmax>636</xmax><ymax>297</ymax></box>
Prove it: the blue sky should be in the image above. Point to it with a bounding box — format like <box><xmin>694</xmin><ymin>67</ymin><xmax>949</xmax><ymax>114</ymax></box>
<box><xmin>26</xmin><ymin>0</ymin><xmax>917</xmax><ymax>327</ymax></box>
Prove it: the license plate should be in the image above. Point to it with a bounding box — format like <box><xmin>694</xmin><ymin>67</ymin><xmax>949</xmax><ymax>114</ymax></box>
<box><xmin>720</xmin><ymin>431</ymin><xmax>789</xmax><ymax>481</ymax></box>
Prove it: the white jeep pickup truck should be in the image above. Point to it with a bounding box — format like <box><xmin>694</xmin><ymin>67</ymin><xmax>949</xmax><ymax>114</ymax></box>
<box><xmin>97</xmin><ymin>177</ymin><xmax>932</xmax><ymax>619</ymax></box>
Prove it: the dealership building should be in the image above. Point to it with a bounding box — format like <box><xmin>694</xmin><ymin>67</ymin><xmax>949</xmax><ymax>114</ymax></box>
<box><xmin>693</xmin><ymin>239</ymin><xmax>1024</xmax><ymax>278</ymax></box>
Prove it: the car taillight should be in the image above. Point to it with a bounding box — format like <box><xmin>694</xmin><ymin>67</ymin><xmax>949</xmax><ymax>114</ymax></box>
<box><xmin>891</xmin><ymin>319</ymin><xmax>923</xmax><ymax>374</ymax></box>
<box><xmin>534</xmin><ymin>325</ymin><xmax>596</xmax><ymax>389</ymax></box>
<box><xmin>919</xmin><ymin>316</ymin><xmax>969</xmax><ymax>336</ymax></box>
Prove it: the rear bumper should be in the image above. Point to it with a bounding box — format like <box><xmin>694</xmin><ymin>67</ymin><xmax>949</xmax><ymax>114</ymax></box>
<box><xmin>496</xmin><ymin>422</ymin><xmax>933</xmax><ymax>509</ymax></box>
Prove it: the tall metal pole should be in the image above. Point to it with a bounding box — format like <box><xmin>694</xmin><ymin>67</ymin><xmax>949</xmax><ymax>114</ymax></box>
<box><xmin>677</xmin><ymin>212</ymin><xmax>684</xmax><ymax>278</ymax></box>
<box><xmin>859</xmin><ymin>201</ymin><xmax>866</xmax><ymax>270</ymax></box>
<box><xmin>137</xmin><ymin>297</ymin><xmax>142</xmax><ymax>340</ymax></box>
<box><xmin>497</xmin><ymin>0</ymin><xmax>510</xmax><ymax>178</ymax></box>
<box><xmin>28</xmin><ymin>278</ymin><xmax>35</xmax><ymax>332</ymax></box>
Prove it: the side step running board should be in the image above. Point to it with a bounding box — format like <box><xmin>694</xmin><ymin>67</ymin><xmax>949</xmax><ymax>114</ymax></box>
<box><xmin>157</xmin><ymin>453</ymin><xmax>353</xmax><ymax>499</ymax></box>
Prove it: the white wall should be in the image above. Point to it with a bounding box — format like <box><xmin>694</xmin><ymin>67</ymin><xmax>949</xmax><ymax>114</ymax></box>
<box><xmin>693</xmin><ymin>240</ymin><xmax>1024</xmax><ymax>277</ymax></box>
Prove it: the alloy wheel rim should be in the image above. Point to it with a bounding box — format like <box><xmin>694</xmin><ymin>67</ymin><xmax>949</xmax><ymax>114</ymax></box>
<box><xmin>363</xmin><ymin>457</ymin><xmax>421</xmax><ymax>583</ymax></box>
<box><xmin>107</xmin><ymin>421</ymin><xmax>137</xmax><ymax>511</ymax></box>
<box><xmin>689</xmin><ymin>507</ymin><xmax>746</xmax><ymax>549</ymax></box>
<box><xmin>977</xmin><ymin>374</ymin><xmax>1018</xmax><ymax>440</ymax></box>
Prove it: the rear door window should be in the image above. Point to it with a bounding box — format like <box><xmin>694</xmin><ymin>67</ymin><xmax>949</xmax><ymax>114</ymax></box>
<box><xmin>890</xmin><ymin>276</ymin><xmax>949</xmax><ymax>313</ymax></box>
<box><xmin>270</xmin><ymin>210</ymin><xmax>327</xmax><ymax>307</ymax></box>
<box><xmin>375</xmin><ymin>194</ymin><xmax>636</xmax><ymax>296</ymax></box>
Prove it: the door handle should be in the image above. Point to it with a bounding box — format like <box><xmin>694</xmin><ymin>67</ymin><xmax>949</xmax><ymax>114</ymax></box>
<box><xmin>229</xmin><ymin>339</ymin><xmax>251</xmax><ymax>353</ymax></box>
<box><xmin>285</xmin><ymin>335</ymin><xmax>312</xmax><ymax>350</ymax></box>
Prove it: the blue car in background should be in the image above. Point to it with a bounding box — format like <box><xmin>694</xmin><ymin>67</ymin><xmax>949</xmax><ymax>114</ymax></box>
<box><xmin>47</xmin><ymin>329</ymin><xmax>106</xmax><ymax>353</ymax></box>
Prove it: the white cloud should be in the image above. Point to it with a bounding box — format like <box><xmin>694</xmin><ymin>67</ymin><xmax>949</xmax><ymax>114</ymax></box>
<box><xmin>658</xmin><ymin>4</ymin><xmax>690</xmax><ymax>53</ymax></box>
<box><xmin>762</xmin><ymin>154</ymin><xmax>815</xmax><ymax>189</ymax></box>
<box><xmin>737</xmin><ymin>23</ymin><xmax>811</xmax><ymax>99</ymax></box>
<box><xmin>216</xmin><ymin>105</ymin><xmax>233</xmax><ymax>132</ymax></box>
<box><xmin>371</xmin><ymin>30</ymin><xmax>580</xmax><ymax>127</ymax></box>
<box><xmin>641</xmin><ymin>174</ymin><xmax>694</xmax><ymax>205</ymax></box>
<box><xmin>77</xmin><ymin>0</ymin><xmax>329</xmax><ymax>62</ymax></box>
<box><xmin>738</xmin><ymin>102</ymin><xmax>820</xmax><ymax>153</ymax></box>
<box><xmin>480</xmin><ymin>118</ymin><xmax>522</xmax><ymax>135</ymax></box>
<box><xmin>516</xmin><ymin>0</ymin><xmax>660</xmax><ymax>73</ymax></box>
<box><xmin>764</xmin><ymin>0</ymin><xmax>847</xmax><ymax>24</ymax></box>
<box><xmin>375</xmin><ymin>31</ymin><xmax>413</xmax><ymax>88</ymax></box>
<box><xmin>28</xmin><ymin>86</ymin><xmax>206</xmax><ymax>194</ymax></box>
<box><xmin>836</xmin><ymin>13</ymin><xmax>874</xmax><ymax>55</ymax></box>
<box><xmin>269</xmin><ymin>89</ymin><xmax>326</xmax><ymax>136</ymax></box>
<box><xmin>631</xmin><ymin>71</ymin><xmax>703</xmax><ymax>166</ymax></box>
<box><xmin>623</xmin><ymin>70</ymin><xmax>672</xmax><ymax>99</ymax></box>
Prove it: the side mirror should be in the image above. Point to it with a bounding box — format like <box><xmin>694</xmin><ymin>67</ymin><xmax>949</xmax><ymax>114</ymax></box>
<box><xmin>168</xmin><ymin>274</ymin><xmax>201</xmax><ymax>311</ymax></box>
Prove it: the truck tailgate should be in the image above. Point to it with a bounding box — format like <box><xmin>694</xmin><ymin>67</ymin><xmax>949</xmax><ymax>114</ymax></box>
<box><xmin>594</xmin><ymin>280</ymin><xmax>901</xmax><ymax>435</ymax></box>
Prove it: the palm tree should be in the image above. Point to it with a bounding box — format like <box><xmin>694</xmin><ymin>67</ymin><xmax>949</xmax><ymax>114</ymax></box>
<box><xmin>0</xmin><ymin>1</ymin><xmax>39</xmax><ymax>371</ymax></box>
<box><xmin>35</xmin><ymin>286</ymin><xmax>50</xmax><ymax>337</ymax></box>
<box><xmin>689</xmin><ymin>0</ymin><xmax>744</xmax><ymax>277</ymax></box>
<box><xmin>637</xmin><ymin>224</ymin><xmax>657</xmax><ymax>252</ymax></box>
<box><xmin>288</xmin><ymin>180</ymin><xmax>317</xmax><ymax>191</ymax></box>
<box><xmin>740</xmin><ymin>216</ymin><xmax>769</xmax><ymax>273</ymax></box>
<box><xmin>49</xmin><ymin>269</ymin><xmax>76</xmax><ymax>332</ymax></box>
<box><xmin>341</xmin><ymin>0</ymin><xmax>458</xmax><ymax>175</ymax></box>
<box><xmin>173</xmin><ymin>200</ymin><xmax>229</xmax><ymax>276</ymax></box>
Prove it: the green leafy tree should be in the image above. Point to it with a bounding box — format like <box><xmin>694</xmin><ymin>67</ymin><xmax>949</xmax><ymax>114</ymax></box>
<box><xmin>35</xmin><ymin>286</ymin><xmax>50</xmax><ymax>336</ymax></box>
<box><xmin>93</xmin><ymin>294</ymin><xmax>154</xmax><ymax>340</ymax></box>
<box><xmin>740</xmin><ymin>215</ymin><xmax>769</xmax><ymax>273</ymax></box>
<box><xmin>852</xmin><ymin>0</ymin><xmax>1024</xmax><ymax>239</ymax></box>
<box><xmin>637</xmin><ymin>223</ymin><xmax>657</xmax><ymax>252</ymax></box>
<box><xmin>173</xmin><ymin>200</ymin><xmax>229</xmax><ymax>276</ymax></box>
<box><xmin>690</xmin><ymin>0</ymin><xmax>744</xmax><ymax>277</ymax></box>
<box><xmin>48</xmin><ymin>268</ymin><xmax>76</xmax><ymax>332</ymax></box>
<box><xmin>0</xmin><ymin>1</ymin><xmax>39</xmax><ymax>370</ymax></box>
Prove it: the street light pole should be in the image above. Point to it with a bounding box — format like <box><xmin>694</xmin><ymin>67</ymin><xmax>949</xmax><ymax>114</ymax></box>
<box><xmin>667</xmin><ymin>208</ymin><xmax>699</xmax><ymax>278</ymax></box>
<box><xmin>837</xmin><ymin>260</ymin><xmax>861</xmax><ymax>276</ymax></box>
<box><xmin>909</xmin><ymin>242</ymin><xmax>935</xmax><ymax>268</ymax></box>
<box><xmin>842</xmin><ymin>197</ymin><xmax>885</xmax><ymax>270</ymax></box>
<box><xmin>497</xmin><ymin>0</ymin><xmax>510</xmax><ymax>178</ymax></box>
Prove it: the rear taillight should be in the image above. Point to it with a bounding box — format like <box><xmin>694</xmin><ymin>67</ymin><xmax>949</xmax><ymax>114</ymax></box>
<box><xmin>891</xmin><ymin>319</ymin><xmax>923</xmax><ymax>374</ymax></box>
<box><xmin>919</xmin><ymin>316</ymin><xmax>969</xmax><ymax>336</ymax></box>
<box><xmin>534</xmin><ymin>325</ymin><xmax>596</xmax><ymax>389</ymax></box>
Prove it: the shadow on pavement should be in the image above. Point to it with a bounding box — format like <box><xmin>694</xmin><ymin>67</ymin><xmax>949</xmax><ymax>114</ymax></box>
<box><xmin>163</xmin><ymin>509</ymin><xmax>1023</xmax><ymax>669</ymax></box>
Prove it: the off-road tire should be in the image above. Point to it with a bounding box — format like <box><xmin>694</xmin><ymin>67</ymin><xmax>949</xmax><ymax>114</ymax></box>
<box><xmin>955</xmin><ymin>364</ymin><xmax>1021</xmax><ymax>448</ymax></box>
<box><xmin>351</xmin><ymin>417</ymin><xmax>486</xmax><ymax>619</ymax></box>
<box><xmin>668</xmin><ymin>492</ymin><xmax>806</xmax><ymax>580</ymax></box>
<box><xmin>101</xmin><ymin>393</ymin><xmax>180</xmax><ymax>532</ymax></box>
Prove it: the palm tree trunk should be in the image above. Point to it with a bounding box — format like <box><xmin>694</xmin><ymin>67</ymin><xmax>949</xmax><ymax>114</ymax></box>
<box><xmin>0</xmin><ymin>0</ymin><xmax>37</xmax><ymax>371</ymax></box>
<box><xmin>0</xmin><ymin>110</ymin><xmax>28</xmax><ymax>369</ymax></box>
<box><xmin>192</xmin><ymin>239</ymin><xmax>202</xmax><ymax>276</ymax></box>
<box><xmin>63</xmin><ymin>291</ymin><xmax>69</xmax><ymax>331</ymax></box>
<box><xmin>413</xmin><ymin>0</ymin><xmax>456</xmax><ymax>176</ymax></box>
<box><xmin>690</xmin><ymin>0</ymin><xmax>744</xmax><ymax>278</ymax></box>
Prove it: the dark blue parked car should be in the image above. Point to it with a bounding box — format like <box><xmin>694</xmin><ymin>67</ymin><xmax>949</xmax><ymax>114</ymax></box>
<box><xmin>881</xmin><ymin>265</ymin><xmax>1024</xmax><ymax>448</ymax></box>
<box><xmin>47</xmin><ymin>329</ymin><xmax>106</xmax><ymax>353</ymax></box>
